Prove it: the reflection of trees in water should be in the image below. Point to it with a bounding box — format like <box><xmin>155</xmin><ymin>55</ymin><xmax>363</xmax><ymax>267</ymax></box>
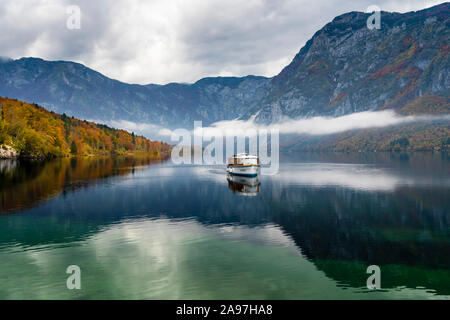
<box><xmin>0</xmin><ymin>157</ymin><xmax>167</xmax><ymax>213</ymax></box>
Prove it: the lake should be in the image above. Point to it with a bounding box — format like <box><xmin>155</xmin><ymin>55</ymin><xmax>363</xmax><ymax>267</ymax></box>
<box><xmin>0</xmin><ymin>153</ymin><xmax>449</xmax><ymax>299</ymax></box>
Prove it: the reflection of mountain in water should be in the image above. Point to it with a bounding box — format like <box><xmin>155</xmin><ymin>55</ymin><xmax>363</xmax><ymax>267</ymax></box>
<box><xmin>227</xmin><ymin>174</ymin><xmax>260</xmax><ymax>196</ymax></box>
<box><xmin>270</xmin><ymin>186</ymin><xmax>449</xmax><ymax>294</ymax></box>
<box><xmin>0</xmin><ymin>153</ymin><xmax>448</xmax><ymax>295</ymax></box>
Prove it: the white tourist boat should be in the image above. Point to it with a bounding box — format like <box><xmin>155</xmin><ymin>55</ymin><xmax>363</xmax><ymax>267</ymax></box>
<box><xmin>226</xmin><ymin>153</ymin><xmax>260</xmax><ymax>177</ymax></box>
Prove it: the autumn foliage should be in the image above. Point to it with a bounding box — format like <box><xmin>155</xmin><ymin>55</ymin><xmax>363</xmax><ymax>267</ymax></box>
<box><xmin>0</xmin><ymin>97</ymin><xmax>171</xmax><ymax>158</ymax></box>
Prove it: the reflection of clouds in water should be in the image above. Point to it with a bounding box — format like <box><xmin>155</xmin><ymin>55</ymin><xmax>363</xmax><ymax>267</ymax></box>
<box><xmin>0</xmin><ymin>218</ymin><xmax>205</xmax><ymax>299</ymax></box>
<box><xmin>187</xmin><ymin>163</ymin><xmax>450</xmax><ymax>191</ymax></box>
<box><xmin>189</xmin><ymin>166</ymin><xmax>227</xmax><ymax>183</ymax></box>
<box><xmin>271</xmin><ymin>164</ymin><xmax>402</xmax><ymax>191</ymax></box>
<box><xmin>90</xmin><ymin>218</ymin><xmax>198</xmax><ymax>298</ymax></box>
<box><xmin>115</xmin><ymin>165</ymin><xmax>179</xmax><ymax>186</ymax></box>
<box><xmin>271</xmin><ymin>163</ymin><xmax>450</xmax><ymax>191</ymax></box>
<box><xmin>214</xmin><ymin>223</ymin><xmax>300</xmax><ymax>253</ymax></box>
<box><xmin>3</xmin><ymin>218</ymin><xmax>446</xmax><ymax>299</ymax></box>
<box><xmin>1</xmin><ymin>218</ymin><xmax>302</xmax><ymax>299</ymax></box>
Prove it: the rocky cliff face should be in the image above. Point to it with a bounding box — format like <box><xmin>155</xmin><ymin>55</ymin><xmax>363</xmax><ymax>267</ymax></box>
<box><xmin>249</xmin><ymin>3</ymin><xmax>449</xmax><ymax>123</ymax></box>
<box><xmin>0</xmin><ymin>3</ymin><xmax>448</xmax><ymax>128</ymax></box>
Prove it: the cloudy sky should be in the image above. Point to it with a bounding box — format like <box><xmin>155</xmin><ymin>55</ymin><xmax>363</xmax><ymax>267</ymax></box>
<box><xmin>0</xmin><ymin>0</ymin><xmax>444</xmax><ymax>84</ymax></box>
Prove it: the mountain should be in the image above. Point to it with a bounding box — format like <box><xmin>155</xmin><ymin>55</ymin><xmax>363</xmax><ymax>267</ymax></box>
<box><xmin>0</xmin><ymin>97</ymin><xmax>171</xmax><ymax>158</ymax></box>
<box><xmin>250</xmin><ymin>3</ymin><xmax>449</xmax><ymax>122</ymax></box>
<box><xmin>0</xmin><ymin>57</ymin><xmax>269</xmax><ymax>127</ymax></box>
<box><xmin>0</xmin><ymin>3</ymin><xmax>448</xmax><ymax>130</ymax></box>
<box><xmin>281</xmin><ymin>119</ymin><xmax>450</xmax><ymax>152</ymax></box>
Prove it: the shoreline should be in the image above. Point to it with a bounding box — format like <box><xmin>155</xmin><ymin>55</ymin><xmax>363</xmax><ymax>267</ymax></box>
<box><xmin>0</xmin><ymin>144</ymin><xmax>171</xmax><ymax>160</ymax></box>
<box><xmin>0</xmin><ymin>145</ymin><xmax>18</xmax><ymax>159</ymax></box>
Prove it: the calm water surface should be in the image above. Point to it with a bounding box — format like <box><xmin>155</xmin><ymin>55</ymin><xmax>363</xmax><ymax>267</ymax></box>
<box><xmin>0</xmin><ymin>153</ymin><xmax>449</xmax><ymax>299</ymax></box>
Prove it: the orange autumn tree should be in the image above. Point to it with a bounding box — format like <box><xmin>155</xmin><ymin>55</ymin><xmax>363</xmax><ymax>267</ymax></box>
<box><xmin>0</xmin><ymin>97</ymin><xmax>171</xmax><ymax>158</ymax></box>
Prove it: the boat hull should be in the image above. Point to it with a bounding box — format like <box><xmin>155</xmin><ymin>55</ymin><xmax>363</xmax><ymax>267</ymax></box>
<box><xmin>226</xmin><ymin>165</ymin><xmax>259</xmax><ymax>177</ymax></box>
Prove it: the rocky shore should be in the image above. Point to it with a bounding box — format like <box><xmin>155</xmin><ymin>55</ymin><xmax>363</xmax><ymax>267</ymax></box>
<box><xmin>0</xmin><ymin>145</ymin><xmax>19</xmax><ymax>159</ymax></box>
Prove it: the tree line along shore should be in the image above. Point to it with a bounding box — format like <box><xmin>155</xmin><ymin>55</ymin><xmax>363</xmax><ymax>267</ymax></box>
<box><xmin>0</xmin><ymin>97</ymin><xmax>171</xmax><ymax>159</ymax></box>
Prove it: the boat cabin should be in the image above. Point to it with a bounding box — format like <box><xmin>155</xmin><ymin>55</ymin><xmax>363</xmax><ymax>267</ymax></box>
<box><xmin>227</xmin><ymin>153</ymin><xmax>259</xmax><ymax>166</ymax></box>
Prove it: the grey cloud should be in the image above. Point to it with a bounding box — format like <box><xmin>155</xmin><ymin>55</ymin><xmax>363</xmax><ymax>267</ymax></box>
<box><xmin>0</xmin><ymin>0</ymin><xmax>111</xmax><ymax>62</ymax></box>
<box><xmin>0</xmin><ymin>0</ymin><xmax>445</xmax><ymax>84</ymax></box>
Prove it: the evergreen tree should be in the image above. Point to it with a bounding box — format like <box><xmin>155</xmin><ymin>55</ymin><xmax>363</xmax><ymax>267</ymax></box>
<box><xmin>70</xmin><ymin>141</ymin><xmax>78</xmax><ymax>154</ymax></box>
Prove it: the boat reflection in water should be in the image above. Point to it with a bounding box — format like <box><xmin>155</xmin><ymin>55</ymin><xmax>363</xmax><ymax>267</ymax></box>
<box><xmin>227</xmin><ymin>174</ymin><xmax>260</xmax><ymax>196</ymax></box>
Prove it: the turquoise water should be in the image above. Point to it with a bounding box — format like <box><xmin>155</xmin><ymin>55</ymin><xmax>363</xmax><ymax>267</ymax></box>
<box><xmin>0</xmin><ymin>153</ymin><xmax>449</xmax><ymax>299</ymax></box>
